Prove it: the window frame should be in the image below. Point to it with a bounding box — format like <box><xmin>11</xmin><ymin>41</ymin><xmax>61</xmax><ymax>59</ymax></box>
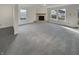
<box><xmin>50</xmin><ymin>9</ymin><xmax>66</xmax><ymax>21</ymax></box>
<box><xmin>20</xmin><ymin>9</ymin><xmax>27</xmax><ymax>20</ymax></box>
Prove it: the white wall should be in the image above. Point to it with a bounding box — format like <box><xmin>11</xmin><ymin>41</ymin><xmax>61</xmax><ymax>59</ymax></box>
<box><xmin>13</xmin><ymin>5</ymin><xmax>19</xmax><ymax>34</ymax></box>
<box><xmin>18</xmin><ymin>6</ymin><xmax>37</xmax><ymax>24</ymax></box>
<box><xmin>0</xmin><ymin>5</ymin><xmax>13</xmax><ymax>28</ymax></box>
<box><xmin>47</xmin><ymin>5</ymin><xmax>79</xmax><ymax>27</ymax></box>
<box><xmin>28</xmin><ymin>7</ymin><xmax>37</xmax><ymax>22</ymax></box>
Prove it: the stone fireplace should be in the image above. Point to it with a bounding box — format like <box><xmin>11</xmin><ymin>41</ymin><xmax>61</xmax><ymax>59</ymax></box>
<box><xmin>36</xmin><ymin>13</ymin><xmax>46</xmax><ymax>21</ymax></box>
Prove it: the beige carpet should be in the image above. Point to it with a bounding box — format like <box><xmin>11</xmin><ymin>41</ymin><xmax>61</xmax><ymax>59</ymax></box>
<box><xmin>6</xmin><ymin>23</ymin><xmax>79</xmax><ymax>55</ymax></box>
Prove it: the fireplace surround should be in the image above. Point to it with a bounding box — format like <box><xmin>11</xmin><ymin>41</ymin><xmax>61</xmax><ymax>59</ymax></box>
<box><xmin>36</xmin><ymin>13</ymin><xmax>46</xmax><ymax>21</ymax></box>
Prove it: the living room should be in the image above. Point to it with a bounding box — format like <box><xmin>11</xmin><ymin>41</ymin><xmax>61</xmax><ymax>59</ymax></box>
<box><xmin>0</xmin><ymin>4</ymin><xmax>79</xmax><ymax>55</ymax></box>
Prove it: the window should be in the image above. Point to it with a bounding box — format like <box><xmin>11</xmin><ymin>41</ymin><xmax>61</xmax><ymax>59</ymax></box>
<box><xmin>50</xmin><ymin>10</ymin><xmax>57</xmax><ymax>19</ymax></box>
<box><xmin>20</xmin><ymin>9</ymin><xmax>27</xmax><ymax>20</ymax></box>
<box><xmin>58</xmin><ymin>9</ymin><xmax>66</xmax><ymax>20</ymax></box>
<box><xmin>50</xmin><ymin>9</ymin><xmax>66</xmax><ymax>20</ymax></box>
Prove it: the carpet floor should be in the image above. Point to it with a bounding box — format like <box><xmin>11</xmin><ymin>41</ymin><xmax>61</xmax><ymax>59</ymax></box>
<box><xmin>5</xmin><ymin>23</ymin><xmax>79</xmax><ymax>55</ymax></box>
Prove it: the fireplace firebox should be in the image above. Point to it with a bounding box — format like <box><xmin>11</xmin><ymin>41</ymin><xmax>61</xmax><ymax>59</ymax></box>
<box><xmin>39</xmin><ymin>16</ymin><xmax>44</xmax><ymax>21</ymax></box>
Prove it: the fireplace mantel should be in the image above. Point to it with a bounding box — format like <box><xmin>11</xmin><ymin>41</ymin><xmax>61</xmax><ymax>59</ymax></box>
<box><xmin>36</xmin><ymin>13</ymin><xmax>46</xmax><ymax>15</ymax></box>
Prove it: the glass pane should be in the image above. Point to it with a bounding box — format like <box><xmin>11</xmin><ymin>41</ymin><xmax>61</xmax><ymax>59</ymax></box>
<box><xmin>20</xmin><ymin>9</ymin><xmax>27</xmax><ymax>20</ymax></box>
<box><xmin>50</xmin><ymin>10</ymin><xmax>57</xmax><ymax>19</ymax></box>
<box><xmin>58</xmin><ymin>9</ymin><xmax>66</xmax><ymax>20</ymax></box>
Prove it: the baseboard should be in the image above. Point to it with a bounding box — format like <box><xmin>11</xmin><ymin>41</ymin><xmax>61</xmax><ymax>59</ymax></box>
<box><xmin>48</xmin><ymin>22</ymin><xmax>78</xmax><ymax>29</ymax></box>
